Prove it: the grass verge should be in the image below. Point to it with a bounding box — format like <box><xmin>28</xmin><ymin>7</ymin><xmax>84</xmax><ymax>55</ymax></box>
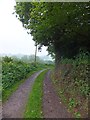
<box><xmin>2</xmin><ymin>69</ymin><xmax>43</xmax><ymax>102</ymax></box>
<box><xmin>24</xmin><ymin>70</ymin><xmax>48</xmax><ymax>118</ymax></box>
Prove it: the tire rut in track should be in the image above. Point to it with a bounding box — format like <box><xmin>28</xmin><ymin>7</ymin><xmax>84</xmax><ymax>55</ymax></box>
<box><xmin>43</xmin><ymin>70</ymin><xmax>73</xmax><ymax>118</ymax></box>
<box><xmin>2</xmin><ymin>70</ymin><xmax>44</xmax><ymax>118</ymax></box>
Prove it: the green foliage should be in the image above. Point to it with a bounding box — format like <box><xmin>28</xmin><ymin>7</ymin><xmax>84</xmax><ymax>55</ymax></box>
<box><xmin>2</xmin><ymin>56</ymin><xmax>44</xmax><ymax>92</ymax></box>
<box><xmin>68</xmin><ymin>98</ymin><xmax>81</xmax><ymax>118</ymax></box>
<box><xmin>60</xmin><ymin>51</ymin><xmax>90</xmax><ymax>97</ymax></box>
<box><xmin>73</xmin><ymin>50</ymin><xmax>89</xmax><ymax>66</ymax></box>
<box><xmin>52</xmin><ymin>51</ymin><xmax>89</xmax><ymax>117</ymax></box>
<box><xmin>2</xmin><ymin>56</ymin><xmax>13</xmax><ymax>63</ymax></box>
<box><xmin>69</xmin><ymin>98</ymin><xmax>76</xmax><ymax>108</ymax></box>
<box><xmin>2</xmin><ymin>56</ymin><xmax>50</xmax><ymax>101</ymax></box>
<box><xmin>74</xmin><ymin>112</ymin><xmax>81</xmax><ymax>118</ymax></box>
<box><xmin>15</xmin><ymin>2</ymin><xmax>90</xmax><ymax>63</ymax></box>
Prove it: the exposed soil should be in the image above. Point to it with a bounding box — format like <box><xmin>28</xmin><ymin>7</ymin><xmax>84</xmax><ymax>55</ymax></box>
<box><xmin>43</xmin><ymin>70</ymin><xmax>73</xmax><ymax>118</ymax></box>
<box><xmin>2</xmin><ymin>70</ymin><xmax>43</xmax><ymax>118</ymax></box>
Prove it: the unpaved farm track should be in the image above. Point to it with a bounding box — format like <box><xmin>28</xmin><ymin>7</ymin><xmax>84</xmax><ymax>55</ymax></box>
<box><xmin>2</xmin><ymin>70</ymin><xmax>73</xmax><ymax>119</ymax></box>
<box><xmin>43</xmin><ymin>70</ymin><xmax>73</xmax><ymax>118</ymax></box>
<box><xmin>2</xmin><ymin>70</ymin><xmax>44</xmax><ymax>118</ymax></box>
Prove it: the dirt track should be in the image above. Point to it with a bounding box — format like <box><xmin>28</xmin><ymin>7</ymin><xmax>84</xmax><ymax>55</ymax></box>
<box><xmin>2</xmin><ymin>70</ymin><xmax>73</xmax><ymax>118</ymax></box>
<box><xmin>43</xmin><ymin>70</ymin><xmax>73</xmax><ymax>118</ymax></box>
<box><xmin>2</xmin><ymin>70</ymin><xmax>43</xmax><ymax>118</ymax></box>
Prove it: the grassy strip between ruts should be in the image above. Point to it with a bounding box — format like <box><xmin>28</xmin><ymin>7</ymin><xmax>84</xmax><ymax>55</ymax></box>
<box><xmin>24</xmin><ymin>69</ymin><xmax>48</xmax><ymax>118</ymax></box>
<box><xmin>2</xmin><ymin>68</ymin><xmax>43</xmax><ymax>102</ymax></box>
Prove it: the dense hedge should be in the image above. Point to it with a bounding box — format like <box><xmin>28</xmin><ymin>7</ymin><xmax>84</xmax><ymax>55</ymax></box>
<box><xmin>60</xmin><ymin>51</ymin><xmax>90</xmax><ymax>97</ymax></box>
<box><xmin>53</xmin><ymin>51</ymin><xmax>89</xmax><ymax>117</ymax></box>
<box><xmin>2</xmin><ymin>57</ymin><xmax>37</xmax><ymax>91</ymax></box>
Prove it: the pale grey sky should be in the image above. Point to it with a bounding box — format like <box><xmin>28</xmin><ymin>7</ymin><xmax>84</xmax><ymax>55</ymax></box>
<box><xmin>0</xmin><ymin>0</ymin><xmax>49</xmax><ymax>57</ymax></box>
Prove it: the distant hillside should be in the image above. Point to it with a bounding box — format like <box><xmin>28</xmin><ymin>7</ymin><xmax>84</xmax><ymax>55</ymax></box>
<box><xmin>0</xmin><ymin>54</ymin><xmax>53</xmax><ymax>62</ymax></box>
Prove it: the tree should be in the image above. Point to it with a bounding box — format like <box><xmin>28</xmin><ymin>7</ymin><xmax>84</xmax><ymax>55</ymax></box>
<box><xmin>14</xmin><ymin>2</ymin><xmax>90</xmax><ymax>68</ymax></box>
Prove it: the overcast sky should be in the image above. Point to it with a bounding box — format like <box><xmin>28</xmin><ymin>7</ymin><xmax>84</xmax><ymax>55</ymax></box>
<box><xmin>0</xmin><ymin>0</ymin><xmax>49</xmax><ymax>57</ymax></box>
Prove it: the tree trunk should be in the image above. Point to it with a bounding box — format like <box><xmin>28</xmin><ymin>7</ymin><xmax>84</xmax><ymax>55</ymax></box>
<box><xmin>54</xmin><ymin>45</ymin><xmax>61</xmax><ymax>80</ymax></box>
<box><xmin>54</xmin><ymin>45</ymin><xmax>61</xmax><ymax>70</ymax></box>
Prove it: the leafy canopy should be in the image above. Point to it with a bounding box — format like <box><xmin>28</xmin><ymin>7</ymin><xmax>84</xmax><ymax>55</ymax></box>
<box><xmin>15</xmin><ymin>2</ymin><xmax>90</xmax><ymax>59</ymax></box>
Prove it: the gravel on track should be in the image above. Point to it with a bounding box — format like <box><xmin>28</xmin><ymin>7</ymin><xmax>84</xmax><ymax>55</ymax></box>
<box><xmin>2</xmin><ymin>70</ymin><xmax>44</xmax><ymax>118</ymax></box>
<box><xmin>2</xmin><ymin>70</ymin><xmax>73</xmax><ymax>119</ymax></box>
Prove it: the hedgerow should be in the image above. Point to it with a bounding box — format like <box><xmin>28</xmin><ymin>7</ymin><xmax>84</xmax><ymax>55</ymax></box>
<box><xmin>2</xmin><ymin>56</ymin><xmax>37</xmax><ymax>91</ymax></box>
